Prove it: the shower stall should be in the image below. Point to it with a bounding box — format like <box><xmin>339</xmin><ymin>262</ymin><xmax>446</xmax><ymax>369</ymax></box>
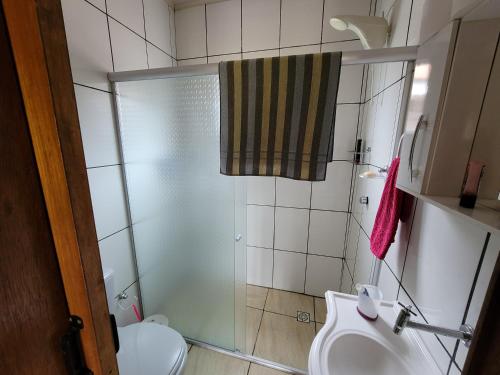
<box><xmin>108</xmin><ymin>45</ymin><xmax>418</xmax><ymax>367</ymax></box>
<box><xmin>110</xmin><ymin>73</ymin><xmax>247</xmax><ymax>352</ymax></box>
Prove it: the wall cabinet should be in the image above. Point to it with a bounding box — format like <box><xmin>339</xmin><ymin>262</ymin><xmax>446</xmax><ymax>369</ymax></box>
<box><xmin>397</xmin><ymin>19</ymin><xmax>500</xmax><ymax>201</ymax></box>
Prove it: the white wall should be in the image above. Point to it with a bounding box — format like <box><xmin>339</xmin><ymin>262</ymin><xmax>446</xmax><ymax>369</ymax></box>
<box><xmin>61</xmin><ymin>0</ymin><xmax>176</xmax><ymax>326</ymax></box>
<box><xmin>174</xmin><ymin>0</ymin><xmax>379</xmax><ymax>296</ymax></box>
<box><xmin>343</xmin><ymin>1</ymin><xmax>500</xmax><ymax>374</ymax></box>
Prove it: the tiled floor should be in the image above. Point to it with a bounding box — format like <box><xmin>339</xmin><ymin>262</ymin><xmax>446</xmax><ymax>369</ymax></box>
<box><xmin>246</xmin><ymin>284</ymin><xmax>326</xmax><ymax>370</ymax></box>
<box><xmin>184</xmin><ymin>285</ymin><xmax>327</xmax><ymax>374</ymax></box>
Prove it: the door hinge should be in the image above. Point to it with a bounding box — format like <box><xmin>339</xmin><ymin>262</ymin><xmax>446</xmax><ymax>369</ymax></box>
<box><xmin>61</xmin><ymin>315</ymin><xmax>93</xmax><ymax>375</ymax></box>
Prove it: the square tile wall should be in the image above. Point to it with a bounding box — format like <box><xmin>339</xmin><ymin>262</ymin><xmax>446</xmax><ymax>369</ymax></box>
<box><xmin>174</xmin><ymin>0</ymin><xmax>370</xmax><ymax>296</ymax></box>
<box><xmin>61</xmin><ymin>0</ymin><xmax>177</xmax><ymax>313</ymax></box>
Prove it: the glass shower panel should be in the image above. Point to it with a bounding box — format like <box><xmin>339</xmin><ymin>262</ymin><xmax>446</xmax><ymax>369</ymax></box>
<box><xmin>115</xmin><ymin>75</ymin><xmax>244</xmax><ymax>350</ymax></box>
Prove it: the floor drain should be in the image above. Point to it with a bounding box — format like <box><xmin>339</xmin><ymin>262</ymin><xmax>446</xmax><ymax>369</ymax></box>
<box><xmin>297</xmin><ymin>311</ymin><xmax>310</xmax><ymax>323</ymax></box>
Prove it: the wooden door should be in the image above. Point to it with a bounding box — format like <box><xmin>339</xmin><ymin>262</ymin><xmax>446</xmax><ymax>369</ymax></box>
<box><xmin>0</xmin><ymin>6</ymin><xmax>70</xmax><ymax>373</ymax></box>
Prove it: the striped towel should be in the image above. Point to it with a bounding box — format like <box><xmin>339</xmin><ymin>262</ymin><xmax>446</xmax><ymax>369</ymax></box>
<box><xmin>219</xmin><ymin>53</ymin><xmax>342</xmax><ymax>181</ymax></box>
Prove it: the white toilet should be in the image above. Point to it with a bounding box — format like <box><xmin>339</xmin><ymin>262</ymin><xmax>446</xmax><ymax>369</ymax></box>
<box><xmin>103</xmin><ymin>269</ymin><xmax>188</xmax><ymax>375</ymax></box>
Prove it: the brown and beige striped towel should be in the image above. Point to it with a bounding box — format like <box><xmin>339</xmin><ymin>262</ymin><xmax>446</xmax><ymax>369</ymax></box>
<box><xmin>219</xmin><ymin>52</ymin><xmax>341</xmax><ymax>181</ymax></box>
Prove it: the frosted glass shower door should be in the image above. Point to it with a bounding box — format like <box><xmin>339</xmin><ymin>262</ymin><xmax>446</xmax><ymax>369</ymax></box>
<box><xmin>114</xmin><ymin>75</ymin><xmax>246</xmax><ymax>351</ymax></box>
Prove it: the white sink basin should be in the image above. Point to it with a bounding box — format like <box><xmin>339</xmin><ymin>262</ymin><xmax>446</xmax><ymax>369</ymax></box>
<box><xmin>309</xmin><ymin>292</ymin><xmax>442</xmax><ymax>375</ymax></box>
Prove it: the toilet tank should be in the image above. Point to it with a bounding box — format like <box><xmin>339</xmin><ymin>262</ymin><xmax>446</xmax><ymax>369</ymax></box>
<box><xmin>103</xmin><ymin>268</ymin><xmax>116</xmax><ymax>314</ymax></box>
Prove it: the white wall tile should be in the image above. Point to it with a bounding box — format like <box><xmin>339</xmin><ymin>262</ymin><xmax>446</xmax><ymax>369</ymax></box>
<box><xmin>147</xmin><ymin>42</ymin><xmax>173</xmax><ymax>68</ymax></box>
<box><xmin>61</xmin><ymin>0</ymin><xmax>113</xmax><ymax>91</ymax></box>
<box><xmin>87</xmin><ymin>166</ymin><xmax>129</xmax><ymax>239</ymax></box>
<box><xmin>107</xmin><ymin>0</ymin><xmax>145</xmax><ymax>37</ymax></box>
<box><xmin>247</xmin><ymin>246</ymin><xmax>273</xmax><ymax>287</ymax></box>
<box><xmin>279</xmin><ymin>44</ymin><xmax>321</xmax><ymax>57</ymax></box>
<box><xmin>206</xmin><ymin>0</ymin><xmax>241</xmax><ymax>56</ymax></box>
<box><xmin>321</xmin><ymin>40</ymin><xmax>364</xmax><ymax>103</ymax></box>
<box><xmin>177</xmin><ymin>58</ymin><xmax>208</xmax><ymax>66</ymax></box>
<box><xmin>367</xmin><ymin>82</ymin><xmax>403</xmax><ymax>168</ymax></box>
<box><xmin>109</xmin><ymin>19</ymin><xmax>148</xmax><ymax>72</ymax></box>
<box><xmin>242</xmin><ymin>0</ymin><xmax>280</xmax><ymax>52</ymax></box>
<box><xmin>377</xmin><ymin>0</ymin><xmax>412</xmax><ymax>48</ymax></box>
<box><xmin>273</xmin><ymin>250</ymin><xmax>306</xmax><ymax>293</ymax></box>
<box><xmin>274</xmin><ymin>207</ymin><xmax>309</xmax><ymax>252</ymax></box>
<box><xmin>338</xmin><ymin>66</ymin><xmax>364</xmax><ymax>103</ymax></box>
<box><xmin>143</xmin><ymin>0</ymin><xmax>172</xmax><ymax>54</ymax></box>
<box><xmin>243</xmin><ymin>49</ymin><xmax>280</xmax><ymax>59</ymax></box>
<box><xmin>74</xmin><ymin>85</ymin><xmax>120</xmax><ymax>168</ymax></box>
<box><xmin>378</xmin><ymin>261</ymin><xmax>399</xmax><ymax>301</ymax></box>
<box><xmin>311</xmin><ymin>162</ymin><xmax>352</xmax><ymax>211</ymax></box>
<box><xmin>280</xmin><ymin>0</ymin><xmax>324</xmax><ymax>48</ymax></box>
<box><xmin>207</xmin><ymin>53</ymin><xmax>242</xmax><ymax>63</ymax></box>
<box><xmin>247</xmin><ymin>205</ymin><xmax>274</xmax><ymax>248</ymax></box>
<box><xmin>352</xmin><ymin>231</ymin><xmax>374</xmax><ymax>286</ymax></box>
<box><xmin>401</xmin><ymin>202</ymin><xmax>487</xmax><ymax>356</ymax></box>
<box><xmin>99</xmin><ymin>229</ymin><xmax>136</xmax><ymax>293</ymax></box>
<box><xmin>305</xmin><ymin>255</ymin><xmax>342</xmax><ymax>297</ymax></box>
<box><xmin>276</xmin><ymin>178</ymin><xmax>311</xmax><ymax>208</ymax></box>
<box><xmin>246</xmin><ymin>177</ymin><xmax>275</xmax><ymax>206</ymax></box>
<box><xmin>322</xmin><ymin>0</ymin><xmax>371</xmax><ymax>43</ymax></box>
<box><xmin>175</xmin><ymin>5</ymin><xmax>206</xmax><ymax>59</ymax></box>
<box><xmin>332</xmin><ymin>104</ymin><xmax>359</xmax><ymax>161</ymax></box>
<box><xmin>86</xmin><ymin>0</ymin><xmax>105</xmax><ymax>12</ymax></box>
<box><xmin>398</xmin><ymin>289</ymin><xmax>453</xmax><ymax>373</ymax></box>
<box><xmin>345</xmin><ymin>216</ymin><xmax>361</xmax><ymax>273</ymax></box>
<box><xmin>454</xmin><ymin>233</ymin><xmax>499</xmax><ymax>368</ymax></box>
<box><xmin>308</xmin><ymin>211</ymin><xmax>347</xmax><ymax>257</ymax></box>
<box><xmin>114</xmin><ymin>281</ymin><xmax>142</xmax><ymax>326</ymax></box>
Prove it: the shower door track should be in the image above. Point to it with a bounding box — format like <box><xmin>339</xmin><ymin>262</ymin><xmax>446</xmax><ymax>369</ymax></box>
<box><xmin>108</xmin><ymin>46</ymin><xmax>418</xmax><ymax>82</ymax></box>
<box><xmin>185</xmin><ymin>337</ymin><xmax>307</xmax><ymax>375</ymax></box>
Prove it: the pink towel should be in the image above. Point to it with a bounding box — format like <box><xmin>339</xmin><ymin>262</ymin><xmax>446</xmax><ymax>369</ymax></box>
<box><xmin>370</xmin><ymin>157</ymin><xmax>403</xmax><ymax>260</ymax></box>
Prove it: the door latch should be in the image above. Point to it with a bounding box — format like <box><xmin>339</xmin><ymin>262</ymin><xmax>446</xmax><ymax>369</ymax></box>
<box><xmin>61</xmin><ymin>315</ymin><xmax>92</xmax><ymax>375</ymax></box>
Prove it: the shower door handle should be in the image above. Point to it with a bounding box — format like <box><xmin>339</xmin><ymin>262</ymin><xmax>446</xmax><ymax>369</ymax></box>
<box><xmin>235</xmin><ymin>234</ymin><xmax>242</xmax><ymax>242</ymax></box>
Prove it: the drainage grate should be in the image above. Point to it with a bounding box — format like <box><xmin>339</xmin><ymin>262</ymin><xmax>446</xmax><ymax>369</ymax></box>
<box><xmin>297</xmin><ymin>311</ymin><xmax>311</xmax><ymax>323</ymax></box>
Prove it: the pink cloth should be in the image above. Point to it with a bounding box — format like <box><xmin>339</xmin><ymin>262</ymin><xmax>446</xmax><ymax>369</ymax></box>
<box><xmin>370</xmin><ymin>157</ymin><xmax>403</xmax><ymax>260</ymax></box>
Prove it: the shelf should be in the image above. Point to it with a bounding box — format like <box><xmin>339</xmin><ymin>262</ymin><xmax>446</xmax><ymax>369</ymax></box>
<box><xmin>398</xmin><ymin>186</ymin><xmax>500</xmax><ymax>235</ymax></box>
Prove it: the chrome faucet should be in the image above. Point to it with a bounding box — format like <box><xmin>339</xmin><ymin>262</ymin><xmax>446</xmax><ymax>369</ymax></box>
<box><xmin>393</xmin><ymin>303</ymin><xmax>474</xmax><ymax>347</ymax></box>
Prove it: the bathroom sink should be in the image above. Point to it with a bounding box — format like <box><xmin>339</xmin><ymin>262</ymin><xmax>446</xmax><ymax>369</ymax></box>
<box><xmin>309</xmin><ymin>292</ymin><xmax>442</xmax><ymax>375</ymax></box>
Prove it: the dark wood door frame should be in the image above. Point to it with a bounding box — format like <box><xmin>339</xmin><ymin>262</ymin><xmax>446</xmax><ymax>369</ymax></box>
<box><xmin>2</xmin><ymin>0</ymin><xmax>118</xmax><ymax>373</ymax></box>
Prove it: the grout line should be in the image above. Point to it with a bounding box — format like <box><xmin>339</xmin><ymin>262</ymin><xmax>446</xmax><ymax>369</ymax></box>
<box><xmin>97</xmin><ymin>225</ymin><xmax>129</xmax><ymax>242</ymax></box>
<box><xmin>247</xmin><ymin>203</ymin><xmax>350</xmax><ymax>213</ymax></box>
<box><xmin>303</xmin><ymin>182</ymin><xmax>313</xmax><ymax>293</ymax></box>
<box><xmin>449</xmin><ymin>232</ymin><xmax>491</xmax><ymax>370</ymax></box>
<box><xmin>104</xmin><ymin>1</ymin><xmax>115</xmax><ymax>72</ymax></box>
<box><xmin>141</xmin><ymin>0</ymin><xmax>150</xmax><ymax>69</ymax></box>
<box><xmin>271</xmin><ymin>177</ymin><xmax>277</xmax><ymax>288</ymax></box>
<box><xmin>105</xmin><ymin>12</ymin><xmax>176</xmax><ymax>60</ymax></box>
<box><xmin>86</xmin><ymin>163</ymin><xmax>122</xmax><ymax>169</ymax></box>
<box><xmin>252</xmin><ymin>288</ymin><xmax>270</xmax><ymax>355</ymax></box>
<box><xmin>204</xmin><ymin>4</ymin><xmax>209</xmax><ymax>60</ymax></box>
<box><xmin>73</xmin><ymin>82</ymin><xmax>112</xmax><ymax>94</ymax></box>
<box><xmin>396</xmin><ymin>199</ymin><xmax>418</xmax><ymax>300</ymax></box>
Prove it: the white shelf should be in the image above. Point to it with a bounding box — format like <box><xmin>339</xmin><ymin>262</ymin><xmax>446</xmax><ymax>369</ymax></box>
<box><xmin>398</xmin><ymin>186</ymin><xmax>500</xmax><ymax>235</ymax></box>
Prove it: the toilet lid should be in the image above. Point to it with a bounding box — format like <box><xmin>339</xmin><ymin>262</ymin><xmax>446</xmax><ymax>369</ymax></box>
<box><xmin>117</xmin><ymin>322</ymin><xmax>187</xmax><ymax>375</ymax></box>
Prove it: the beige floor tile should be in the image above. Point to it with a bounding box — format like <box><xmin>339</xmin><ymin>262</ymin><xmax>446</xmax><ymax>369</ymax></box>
<box><xmin>254</xmin><ymin>312</ymin><xmax>315</xmax><ymax>370</ymax></box>
<box><xmin>247</xmin><ymin>285</ymin><xmax>268</xmax><ymax>309</ymax></box>
<box><xmin>246</xmin><ymin>307</ymin><xmax>263</xmax><ymax>354</ymax></box>
<box><xmin>315</xmin><ymin>322</ymin><xmax>324</xmax><ymax>334</ymax></box>
<box><xmin>265</xmin><ymin>289</ymin><xmax>314</xmax><ymax>321</ymax></box>
<box><xmin>248</xmin><ymin>363</ymin><xmax>289</xmax><ymax>375</ymax></box>
<box><xmin>184</xmin><ymin>346</ymin><xmax>249</xmax><ymax>375</ymax></box>
<box><xmin>314</xmin><ymin>297</ymin><xmax>327</xmax><ymax>323</ymax></box>
<box><xmin>187</xmin><ymin>343</ymin><xmax>193</xmax><ymax>352</ymax></box>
